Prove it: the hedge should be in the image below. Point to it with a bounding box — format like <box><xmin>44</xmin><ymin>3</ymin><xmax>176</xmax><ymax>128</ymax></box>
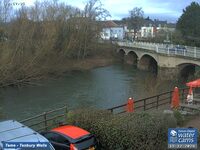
<box><xmin>67</xmin><ymin>109</ymin><xmax>177</xmax><ymax>150</ymax></box>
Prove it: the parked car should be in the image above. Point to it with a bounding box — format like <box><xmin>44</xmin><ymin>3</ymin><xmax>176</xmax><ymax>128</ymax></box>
<box><xmin>169</xmin><ymin>45</ymin><xmax>187</xmax><ymax>54</ymax></box>
<box><xmin>0</xmin><ymin>120</ymin><xmax>55</xmax><ymax>150</ymax></box>
<box><xmin>41</xmin><ymin>125</ymin><xmax>97</xmax><ymax>150</ymax></box>
<box><xmin>176</xmin><ymin>45</ymin><xmax>187</xmax><ymax>52</ymax></box>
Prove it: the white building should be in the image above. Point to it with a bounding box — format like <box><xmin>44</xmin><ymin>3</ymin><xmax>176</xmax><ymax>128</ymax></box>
<box><xmin>141</xmin><ymin>26</ymin><xmax>156</xmax><ymax>38</ymax></box>
<box><xmin>101</xmin><ymin>21</ymin><xmax>125</xmax><ymax>40</ymax></box>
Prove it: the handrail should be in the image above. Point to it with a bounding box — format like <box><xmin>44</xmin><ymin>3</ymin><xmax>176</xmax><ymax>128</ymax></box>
<box><xmin>20</xmin><ymin>105</ymin><xmax>68</xmax><ymax>132</ymax></box>
<box><xmin>19</xmin><ymin>88</ymin><xmax>189</xmax><ymax>131</ymax></box>
<box><xmin>117</xmin><ymin>41</ymin><xmax>200</xmax><ymax>59</ymax></box>
<box><xmin>20</xmin><ymin>113</ymin><xmax>45</xmax><ymax>123</ymax></box>
<box><xmin>107</xmin><ymin>87</ymin><xmax>189</xmax><ymax>114</ymax></box>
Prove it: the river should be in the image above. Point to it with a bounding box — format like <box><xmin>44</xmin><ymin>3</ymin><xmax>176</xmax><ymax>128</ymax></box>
<box><xmin>0</xmin><ymin>64</ymin><xmax>184</xmax><ymax>120</ymax></box>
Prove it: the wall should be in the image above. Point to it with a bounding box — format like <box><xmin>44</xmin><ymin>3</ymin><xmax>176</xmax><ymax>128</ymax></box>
<box><xmin>110</xmin><ymin>27</ymin><xmax>124</xmax><ymax>40</ymax></box>
<box><xmin>102</xmin><ymin>28</ymin><xmax>111</xmax><ymax>40</ymax></box>
<box><xmin>102</xmin><ymin>27</ymin><xmax>124</xmax><ymax>40</ymax></box>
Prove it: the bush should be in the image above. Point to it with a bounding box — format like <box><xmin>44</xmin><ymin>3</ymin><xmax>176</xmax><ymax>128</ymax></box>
<box><xmin>173</xmin><ymin>110</ymin><xmax>184</xmax><ymax>126</ymax></box>
<box><xmin>67</xmin><ymin>109</ymin><xmax>177</xmax><ymax>150</ymax></box>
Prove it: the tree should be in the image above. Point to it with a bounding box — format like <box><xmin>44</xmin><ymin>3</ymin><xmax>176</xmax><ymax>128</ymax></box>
<box><xmin>176</xmin><ymin>2</ymin><xmax>200</xmax><ymax>46</ymax></box>
<box><xmin>0</xmin><ymin>0</ymin><xmax>113</xmax><ymax>87</ymax></box>
<box><xmin>84</xmin><ymin>0</ymin><xmax>110</xmax><ymax>20</ymax></box>
<box><xmin>126</xmin><ymin>7</ymin><xmax>144</xmax><ymax>39</ymax></box>
<box><xmin>0</xmin><ymin>0</ymin><xmax>13</xmax><ymax>23</ymax></box>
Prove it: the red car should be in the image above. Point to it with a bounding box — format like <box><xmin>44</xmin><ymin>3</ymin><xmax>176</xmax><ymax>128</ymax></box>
<box><xmin>41</xmin><ymin>125</ymin><xmax>96</xmax><ymax>150</ymax></box>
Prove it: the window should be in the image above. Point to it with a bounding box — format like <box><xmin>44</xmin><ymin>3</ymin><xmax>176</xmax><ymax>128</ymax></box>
<box><xmin>43</xmin><ymin>132</ymin><xmax>70</xmax><ymax>145</ymax></box>
<box><xmin>43</xmin><ymin>132</ymin><xmax>56</xmax><ymax>141</ymax></box>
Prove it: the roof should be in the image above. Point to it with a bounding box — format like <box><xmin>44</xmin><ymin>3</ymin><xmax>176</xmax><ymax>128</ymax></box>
<box><xmin>101</xmin><ymin>21</ymin><xmax>120</xmax><ymax>28</ymax></box>
<box><xmin>52</xmin><ymin>125</ymin><xmax>90</xmax><ymax>139</ymax></box>
<box><xmin>0</xmin><ymin>120</ymin><xmax>54</xmax><ymax>149</ymax></box>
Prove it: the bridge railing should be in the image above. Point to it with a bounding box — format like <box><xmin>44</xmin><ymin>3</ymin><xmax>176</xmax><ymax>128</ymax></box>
<box><xmin>107</xmin><ymin>88</ymin><xmax>188</xmax><ymax>114</ymax></box>
<box><xmin>118</xmin><ymin>41</ymin><xmax>200</xmax><ymax>59</ymax></box>
<box><xmin>20</xmin><ymin>105</ymin><xmax>68</xmax><ymax>132</ymax></box>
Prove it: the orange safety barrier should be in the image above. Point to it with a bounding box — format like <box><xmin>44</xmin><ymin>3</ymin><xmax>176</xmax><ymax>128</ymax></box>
<box><xmin>171</xmin><ymin>87</ymin><xmax>180</xmax><ymax>109</ymax></box>
<box><xmin>126</xmin><ymin>97</ymin><xmax>134</xmax><ymax>112</ymax></box>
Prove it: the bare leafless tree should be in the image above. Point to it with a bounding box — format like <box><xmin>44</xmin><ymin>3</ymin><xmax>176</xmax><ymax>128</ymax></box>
<box><xmin>0</xmin><ymin>0</ymin><xmax>13</xmax><ymax>23</ymax></box>
<box><xmin>0</xmin><ymin>0</ymin><xmax>111</xmax><ymax>87</ymax></box>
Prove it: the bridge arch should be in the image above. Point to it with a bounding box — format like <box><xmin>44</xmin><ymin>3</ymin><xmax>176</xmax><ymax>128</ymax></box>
<box><xmin>118</xmin><ymin>49</ymin><xmax>125</xmax><ymax>61</ymax></box>
<box><xmin>178</xmin><ymin>63</ymin><xmax>199</xmax><ymax>81</ymax></box>
<box><xmin>125</xmin><ymin>51</ymin><xmax>138</xmax><ymax>65</ymax></box>
<box><xmin>138</xmin><ymin>54</ymin><xmax>158</xmax><ymax>73</ymax></box>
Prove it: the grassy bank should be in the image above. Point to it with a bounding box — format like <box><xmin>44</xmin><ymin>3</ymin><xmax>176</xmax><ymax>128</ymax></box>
<box><xmin>58</xmin><ymin>42</ymin><xmax>118</xmax><ymax>71</ymax></box>
<box><xmin>61</xmin><ymin>57</ymin><xmax>115</xmax><ymax>71</ymax></box>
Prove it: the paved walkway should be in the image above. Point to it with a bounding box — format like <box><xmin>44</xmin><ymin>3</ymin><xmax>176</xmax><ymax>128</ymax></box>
<box><xmin>184</xmin><ymin>115</ymin><xmax>200</xmax><ymax>130</ymax></box>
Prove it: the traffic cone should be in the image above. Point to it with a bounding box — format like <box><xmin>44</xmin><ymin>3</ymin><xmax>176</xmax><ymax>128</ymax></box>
<box><xmin>126</xmin><ymin>97</ymin><xmax>134</xmax><ymax>112</ymax></box>
<box><xmin>171</xmin><ymin>87</ymin><xmax>180</xmax><ymax>109</ymax></box>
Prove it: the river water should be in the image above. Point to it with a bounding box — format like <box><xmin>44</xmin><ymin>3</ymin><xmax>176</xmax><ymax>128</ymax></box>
<box><xmin>0</xmin><ymin>64</ymin><xmax>183</xmax><ymax>120</ymax></box>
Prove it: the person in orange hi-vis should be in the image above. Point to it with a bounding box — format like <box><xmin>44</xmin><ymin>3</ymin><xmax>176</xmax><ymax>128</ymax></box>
<box><xmin>126</xmin><ymin>97</ymin><xmax>134</xmax><ymax>112</ymax></box>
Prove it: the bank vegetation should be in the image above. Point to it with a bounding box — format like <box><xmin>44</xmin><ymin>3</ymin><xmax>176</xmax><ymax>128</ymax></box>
<box><xmin>68</xmin><ymin>109</ymin><xmax>177</xmax><ymax>150</ymax></box>
<box><xmin>0</xmin><ymin>0</ymin><xmax>115</xmax><ymax>87</ymax></box>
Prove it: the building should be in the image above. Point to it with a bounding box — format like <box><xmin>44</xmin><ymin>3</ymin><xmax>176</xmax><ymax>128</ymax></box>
<box><xmin>101</xmin><ymin>21</ymin><xmax>125</xmax><ymax>40</ymax></box>
<box><xmin>139</xmin><ymin>19</ymin><xmax>176</xmax><ymax>38</ymax></box>
<box><xmin>141</xmin><ymin>26</ymin><xmax>157</xmax><ymax>38</ymax></box>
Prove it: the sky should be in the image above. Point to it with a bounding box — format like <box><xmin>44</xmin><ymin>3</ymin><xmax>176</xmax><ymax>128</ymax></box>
<box><xmin>13</xmin><ymin>0</ymin><xmax>200</xmax><ymax>23</ymax></box>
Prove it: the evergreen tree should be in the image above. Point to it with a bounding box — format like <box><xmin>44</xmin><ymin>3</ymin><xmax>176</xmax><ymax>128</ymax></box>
<box><xmin>176</xmin><ymin>2</ymin><xmax>200</xmax><ymax>46</ymax></box>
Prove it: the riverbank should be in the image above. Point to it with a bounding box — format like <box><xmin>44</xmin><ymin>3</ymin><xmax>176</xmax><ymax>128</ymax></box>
<box><xmin>0</xmin><ymin>43</ymin><xmax>118</xmax><ymax>88</ymax></box>
<box><xmin>45</xmin><ymin>56</ymin><xmax>116</xmax><ymax>79</ymax></box>
<box><xmin>61</xmin><ymin>57</ymin><xmax>116</xmax><ymax>71</ymax></box>
<box><xmin>50</xmin><ymin>43</ymin><xmax>118</xmax><ymax>75</ymax></box>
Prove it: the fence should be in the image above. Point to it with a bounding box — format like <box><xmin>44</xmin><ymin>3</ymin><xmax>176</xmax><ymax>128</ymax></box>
<box><xmin>20</xmin><ymin>105</ymin><xmax>68</xmax><ymax>132</ymax></box>
<box><xmin>108</xmin><ymin>88</ymin><xmax>189</xmax><ymax>114</ymax></box>
<box><xmin>18</xmin><ymin>88</ymin><xmax>189</xmax><ymax>131</ymax></box>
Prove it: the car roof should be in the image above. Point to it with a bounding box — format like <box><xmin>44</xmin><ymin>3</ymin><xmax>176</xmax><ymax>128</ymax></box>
<box><xmin>0</xmin><ymin>120</ymin><xmax>54</xmax><ymax>148</ymax></box>
<box><xmin>52</xmin><ymin>125</ymin><xmax>90</xmax><ymax>139</ymax></box>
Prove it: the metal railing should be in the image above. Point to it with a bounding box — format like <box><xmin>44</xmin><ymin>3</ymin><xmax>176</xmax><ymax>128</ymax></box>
<box><xmin>117</xmin><ymin>41</ymin><xmax>200</xmax><ymax>59</ymax></box>
<box><xmin>20</xmin><ymin>105</ymin><xmax>68</xmax><ymax>132</ymax></box>
<box><xmin>18</xmin><ymin>88</ymin><xmax>190</xmax><ymax>131</ymax></box>
<box><xmin>108</xmin><ymin>88</ymin><xmax>189</xmax><ymax>114</ymax></box>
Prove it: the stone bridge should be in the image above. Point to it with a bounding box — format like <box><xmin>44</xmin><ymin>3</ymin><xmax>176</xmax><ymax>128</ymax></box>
<box><xmin>117</xmin><ymin>41</ymin><xmax>200</xmax><ymax>79</ymax></box>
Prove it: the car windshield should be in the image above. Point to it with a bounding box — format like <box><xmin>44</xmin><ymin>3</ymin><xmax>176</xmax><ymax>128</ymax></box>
<box><xmin>74</xmin><ymin>135</ymin><xmax>96</xmax><ymax>149</ymax></box>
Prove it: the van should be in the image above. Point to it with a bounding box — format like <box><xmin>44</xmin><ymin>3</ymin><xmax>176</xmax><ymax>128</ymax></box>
<box><xmin>0</xmin><ymin>120</ymin><xmax>55</xmax><ymax>150</ymax></box>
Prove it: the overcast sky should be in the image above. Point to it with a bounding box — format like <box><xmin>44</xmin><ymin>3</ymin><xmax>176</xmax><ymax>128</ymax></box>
<box><xmin>14</xmin><ymin>0</ymin><xmax>200</xmax><ymax>23</ymax></box>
